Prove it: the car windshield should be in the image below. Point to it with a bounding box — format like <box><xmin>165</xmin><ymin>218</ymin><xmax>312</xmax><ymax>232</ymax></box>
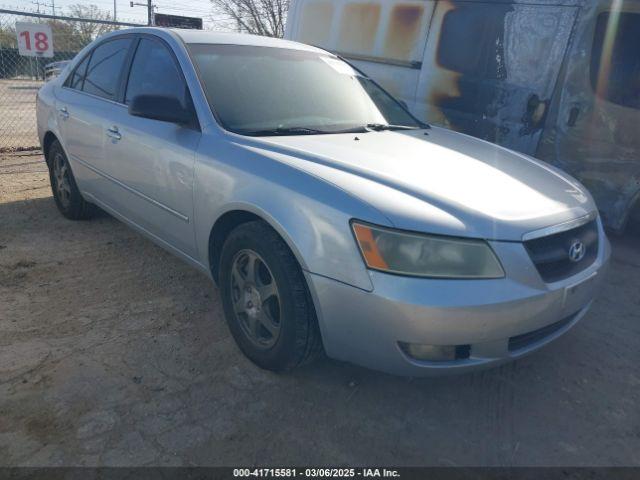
<box><xmin>188</xmin><ymin>44</ymin><xmax>424</xmax><ymax>136</ymax></box>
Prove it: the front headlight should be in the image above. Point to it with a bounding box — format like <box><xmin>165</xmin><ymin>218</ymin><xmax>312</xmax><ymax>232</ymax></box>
<box><xmin>352</xmin><ymin>222</ymin><xmax>504</xmax><ymax>279</ymax></box>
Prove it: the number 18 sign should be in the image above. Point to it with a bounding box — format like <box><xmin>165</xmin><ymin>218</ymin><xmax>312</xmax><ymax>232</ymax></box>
<box><xmin>16</xmin><ymin>22</ymin><xmax>54</xmax><ymax>58</ymax></box>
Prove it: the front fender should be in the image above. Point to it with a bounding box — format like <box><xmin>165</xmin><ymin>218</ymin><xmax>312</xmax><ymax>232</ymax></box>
<box><xmin>193</xmin><ymin>135</ymin><xmax>392</xmax><ymax>291</ymax></box>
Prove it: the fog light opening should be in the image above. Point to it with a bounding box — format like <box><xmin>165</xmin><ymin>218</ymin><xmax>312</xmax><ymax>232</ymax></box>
<box><xmin>399</xmin><ymin>342</ymin><xmax>470</xmax><ymax>362</ymax></box>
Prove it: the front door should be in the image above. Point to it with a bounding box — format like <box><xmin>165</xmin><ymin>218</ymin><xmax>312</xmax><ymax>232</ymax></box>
<box><xmin>100</xmin><ymin>36</ymin><xmax>201</xmax><ymax>257</ymax></box>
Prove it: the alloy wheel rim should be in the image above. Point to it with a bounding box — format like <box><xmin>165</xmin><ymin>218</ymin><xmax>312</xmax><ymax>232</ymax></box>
<box><xmin>53</xmin><ymin>152</ymin><xmax>71</xmax><ymax>208</ymax></box>
<box><xmin>230</xmin><ymin>249</ymin><xmax>281</xmax><ymax>348</ymax></box>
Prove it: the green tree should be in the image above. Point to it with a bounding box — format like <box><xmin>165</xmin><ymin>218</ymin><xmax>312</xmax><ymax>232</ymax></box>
<box><xmin>64</xmin><ymin>4</ymin><xmax>118</xmax><ymax>47</ymax></box>
<box><xmin>48</xmin><ymin>20</ymin><xmax>80</xmax><ymax>52</ymax></box>
<box><xmin>0</xmin><ymin>25</ymin><xmax>17</xmax><ymax>48</ymax></box>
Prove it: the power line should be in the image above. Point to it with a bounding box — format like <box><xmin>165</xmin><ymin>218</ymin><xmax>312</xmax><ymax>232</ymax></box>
<box><xmin>6</xmin><ymin>0</ymin><xmax>243</xmax><ymax>21</ymax></box>
<box><xmin>0</xmin><ymin>7</ymin><xmax>143</xmax><ymax>25</ymax></box>
<box><xmin>2</xmin><ymin>2</ymin><xmax>269</xmax><ymax>30</ymax></box>
<box><xmin>31</xmin><ymin>0</ymin><xmax>55</xmax><ymax>15</ymax></box>
<box><xmin>1</xmin><ymin>2</ymin><xmax>144</xmax><ymax>22</ymax></box>
<box><xmin>154</xmin><ymin>3</ymin><xmax>212</xmax><ymax>14</ymax></box>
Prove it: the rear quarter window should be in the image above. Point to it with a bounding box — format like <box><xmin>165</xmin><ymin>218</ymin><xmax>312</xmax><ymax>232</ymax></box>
<box><xmin>65</xmin><ymin>54</ymin><xmax>90</xmax><ymax>90</ymax></box>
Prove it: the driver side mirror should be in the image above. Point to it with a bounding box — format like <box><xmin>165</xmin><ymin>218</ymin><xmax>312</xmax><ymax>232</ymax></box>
<box><xmin>128</xmin><ymin>94</ymin><xmax>194</xmax><ymax>125</ymax></box>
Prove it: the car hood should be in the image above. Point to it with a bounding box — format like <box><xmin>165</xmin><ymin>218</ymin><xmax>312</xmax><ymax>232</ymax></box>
<box><xmin>241</xmin><ymin>126</ymin><xmax>596</xmax><ymax>241</ymax></box>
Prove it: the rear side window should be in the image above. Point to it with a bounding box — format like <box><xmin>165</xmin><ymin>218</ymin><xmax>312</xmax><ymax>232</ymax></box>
<box><xmin>124</xmin><ymin>38</ymin><xmax>188</xmax><ymax>106</ymax></box>
<box><xmin>591</xmin><ymin>12</ymin><xmax>640</xmax><ymax>109</ymax></box>
<box><xmin>82</xmin><ymin>38</ymin><xmax>132</xmax><ymax>101</ymax></box>
<box><xmin>66</xmin><ymin>54</ymin><xmax>90</xmax><ymax>90</ymax></box>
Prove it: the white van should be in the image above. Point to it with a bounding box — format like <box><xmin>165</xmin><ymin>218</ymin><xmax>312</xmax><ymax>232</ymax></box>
<box><xmin>285</xmin><ymin>0</ymin><xmax>640</xmax><ymax>232</ymax></box>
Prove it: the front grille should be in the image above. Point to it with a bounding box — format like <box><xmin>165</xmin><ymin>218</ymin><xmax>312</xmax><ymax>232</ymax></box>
<box><xmin>524</xmin><ymin>220</ymin><xmax>598</xmax><ymax>283</ymax></box>
<box><xmin>508</xmin><ymin>313</ymin><xmax>576</xmax><ymax>352</ymax></box>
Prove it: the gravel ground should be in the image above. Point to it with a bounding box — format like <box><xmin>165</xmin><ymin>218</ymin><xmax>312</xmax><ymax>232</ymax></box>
<box><xmin>0</xmin><ymin>151</ymin><xmax>639</xmax><ymax>467</ymax></box>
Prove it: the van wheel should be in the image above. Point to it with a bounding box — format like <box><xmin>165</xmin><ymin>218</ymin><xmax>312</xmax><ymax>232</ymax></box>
<box><xmin>48</xmin><ymin>140</ymin><xmax>96</xmax><ymax>220</ymax></box>
<box><xmin>219</xmin><ymin>221</ymin><xmax>322</xmax><ymax>372</ymax></box>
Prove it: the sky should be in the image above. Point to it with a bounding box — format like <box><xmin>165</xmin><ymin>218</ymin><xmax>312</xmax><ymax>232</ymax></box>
<box><xmin>5</xmin><ymin>0</ymin><xmax>233</xmax><ymax>29</ymax></box>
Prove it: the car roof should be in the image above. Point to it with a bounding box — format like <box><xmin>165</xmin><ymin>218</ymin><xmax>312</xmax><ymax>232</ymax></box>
<box><xmin>122</xmin><ymin>27</ymin><xmax>327</xmax><ymax>54</ymax></box>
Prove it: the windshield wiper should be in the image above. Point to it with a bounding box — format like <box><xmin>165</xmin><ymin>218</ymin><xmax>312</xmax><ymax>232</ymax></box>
<box><xmin>239</xmin><ymin>124</ymin><xmax>425</xmax><ymax>136</ymax></box>
<box><xmin>239</xmin><ymin>127</ymin><xmax>333</xmax><ymax>136</ymax></box>
<box><xmin>365</xmin><ymin>123</ymin><xmax>423</xmax><ymax>131</ymax></box>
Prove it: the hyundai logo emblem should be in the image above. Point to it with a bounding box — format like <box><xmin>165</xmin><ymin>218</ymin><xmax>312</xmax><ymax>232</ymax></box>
<box><xmin>568</xmin><ymin>239</ymin><xmax>586</xmax><ymax>263</ymax></box>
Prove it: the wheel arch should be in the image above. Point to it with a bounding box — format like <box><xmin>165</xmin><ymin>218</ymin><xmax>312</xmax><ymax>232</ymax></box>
<box><xmin>42</xmin><ymin>131</ymin><xmax>59</xmax><ymax>168</ymax></box>
<box><xmin>207</xmin><ymin>205</ymin><xmax>310</xmax><ymax>284</ymax></box>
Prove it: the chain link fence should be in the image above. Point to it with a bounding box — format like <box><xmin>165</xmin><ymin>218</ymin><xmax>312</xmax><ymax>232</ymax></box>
<box><xmin>0</xmin><ymin>10</ymin><xmax>142</xmax><ymax>152</ymax></box>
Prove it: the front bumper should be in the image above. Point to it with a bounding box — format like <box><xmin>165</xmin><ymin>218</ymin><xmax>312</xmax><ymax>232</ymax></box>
<box><xmin>306</xmin><ymin>227</ymin><xmax>611</xmax><ymax>376</ymax></box>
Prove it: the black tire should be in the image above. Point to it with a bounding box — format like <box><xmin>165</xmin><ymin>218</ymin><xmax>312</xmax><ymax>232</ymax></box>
<box><xmin>47</xmin><ymin>139</ymin><xmax>96</xmax><ymax>220</ymax></box>
<box><xmin>219</xmin><ymin>221</ymin><xmax>323</xmax><ymax>372</ymax></box>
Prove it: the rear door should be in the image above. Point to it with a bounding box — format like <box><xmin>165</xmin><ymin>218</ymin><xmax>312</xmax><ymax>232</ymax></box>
<box><xmin>415</xmin><ymin>1</ymin><xmax>578</xmax><ymax>155</ymax></box>
<box><xmin>100</xmin><ymin>36</ymin><xmax>201</xmax><ymax>257</ymax></box>
<box><xmin>56</xmin><ymin>37</ymin><xmax>134</xmax><ymax>197</ymax></box>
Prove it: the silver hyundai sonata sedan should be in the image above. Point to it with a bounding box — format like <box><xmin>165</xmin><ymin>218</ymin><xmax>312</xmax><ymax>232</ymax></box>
<box><xmin>36</xmin><ymin>28</ymin><xmax>610</xmax><ymax>376</ymax></box>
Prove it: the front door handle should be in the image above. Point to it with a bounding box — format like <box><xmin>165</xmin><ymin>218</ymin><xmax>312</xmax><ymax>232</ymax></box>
<box><xmin>58</xmin><ymin>107</ymin><xmax>69</xmax><ymax>120</ymax></box>
<box><xmin>106</xmin><ymin>126</ymin><xmax>122</xmax><ymax>141</ymax></box>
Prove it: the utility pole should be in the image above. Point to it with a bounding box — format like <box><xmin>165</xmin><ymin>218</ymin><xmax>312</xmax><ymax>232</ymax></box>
<box><xmin>32</xmin><ymin>0</ymin><xmax>55</xmax><ymax>16</ymax></box>
<box><xmin>147</xmin><ymin>0</ymin><xmax>156</xmax><ymax>26</ymax></box>
<box><xmin>130</xmin><ymin>0</ymin><xmax>154</xmax><ymax>25</ymax></box>
<box><xmin>113</xmin><ymin>0</ymin><xmax>117</xmax><ymax>21</ymax></box>
<box><xmin>147</xmin><ymin>0</ymin><xmax>152</xmax><ymax>26</ymax></box>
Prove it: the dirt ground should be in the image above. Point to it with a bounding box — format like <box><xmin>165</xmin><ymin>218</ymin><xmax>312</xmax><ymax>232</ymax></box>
<box><xmin>0</xmin><ymin>151</ymin><xmax>639</xmax><ymax>467</ymax></box>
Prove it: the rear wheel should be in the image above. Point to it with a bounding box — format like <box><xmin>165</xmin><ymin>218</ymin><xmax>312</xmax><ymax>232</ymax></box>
<box><xmin>219</xmin><ymin>221</ymin><xmax>322</xmax><ymax>371</ymax></box>
<box><xmin>48</xmin><ymin>140</ymin><xmax>96</xmax><ymax>220</ymax></box>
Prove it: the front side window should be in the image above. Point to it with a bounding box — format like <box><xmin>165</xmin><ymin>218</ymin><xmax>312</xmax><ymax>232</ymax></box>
<box><xmin>188</xmin><ymin>44</ymin><xmax>421</xmax><ymax>135</ymax></box>
<box><xmin>591</xmin><ymin>12</ymin><xmax>640</xmax><ymax>109</ymax></box>
<box><xmin>82</xmin><ymin>38</ymin><xmax>132</xmax><ymax>101</ymax></box>
<box><xmin>125</xmin><ymin>38</ymin><xmax>188</xmax><ymax>106</ymax></box>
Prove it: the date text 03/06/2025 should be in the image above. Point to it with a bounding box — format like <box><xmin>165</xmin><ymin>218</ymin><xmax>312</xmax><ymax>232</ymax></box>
<box><xmin>233</xmin><ymin>468</ymin><xmax>401</xmax><ymax>478</ymax></box>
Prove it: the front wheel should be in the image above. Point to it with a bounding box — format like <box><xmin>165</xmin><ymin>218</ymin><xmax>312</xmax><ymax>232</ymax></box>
<box><xmin>219</xmin><ymin>221</ymin><xmax>322</xmax><ymax>371</ymax></box>
<box><xmin>48</xmin><ymin>140</ymin><xmax>96</xmax><ymax>220</ymax></box>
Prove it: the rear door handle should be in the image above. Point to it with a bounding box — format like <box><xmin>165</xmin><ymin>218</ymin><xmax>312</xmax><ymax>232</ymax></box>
<box><xmin>567</xmin><ymin>106</ymin><xmax>580</xmax><ymax>127</ymax></box>
<box><xmin>106</xmin><ymin>126</ymin><xmax>122</xmax><ymax>141</ymax></box>
<box><xmin>58</xmin><ymin>107</ymin><xmax>69</xmax><ymax>120</ymax></box>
